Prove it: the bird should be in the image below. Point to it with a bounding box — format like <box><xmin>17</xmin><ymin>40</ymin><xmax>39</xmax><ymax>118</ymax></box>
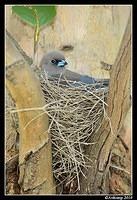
<box><xmin>39</xmin><ymin>50</ymin><xmax>109</xmax><ymax>88</ymax></box>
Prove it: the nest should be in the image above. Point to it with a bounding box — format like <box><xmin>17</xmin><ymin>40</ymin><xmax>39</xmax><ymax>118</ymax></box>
<box><xmin>40</xmin><ymin>73</ymin><xmax>109</xmax><ymax>193</ymax></box>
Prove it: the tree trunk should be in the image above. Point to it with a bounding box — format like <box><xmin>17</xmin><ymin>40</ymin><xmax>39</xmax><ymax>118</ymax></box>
<box><xmin>79</xmin><ymin>13</ymin><xmax>131</xmax><ymax>194</ymax></box>
<box><xmin>6</xmin><ymin>33</ymin><xmax>56</xmax><ymax>194</ymax></box>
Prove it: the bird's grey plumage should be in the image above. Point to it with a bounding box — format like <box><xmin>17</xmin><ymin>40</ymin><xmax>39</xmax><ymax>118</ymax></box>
<box><xmin>40</xmin><ymin>51</ymin><xmax>66</xmax><ymax>76</ymax></box>
<box><xmin>39</xmin><ymin>50</ymin><xmax>109</xmax><ymax>87</ymax></box>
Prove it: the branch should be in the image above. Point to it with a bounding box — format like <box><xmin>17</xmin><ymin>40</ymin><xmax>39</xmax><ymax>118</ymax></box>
<box><xmin>80</xmin><ymin>13</ymin><xmax>131</xmax><ymax>194</ymax></box>
<box><xmin>6</xmin><ymin>60</ymin><xmax>56</xmax><ymax>194</ymax></box>
<box><xmin>6</xmin><ymin>29</ymin><xmax>33</xmax><ymax>65</ymax></box>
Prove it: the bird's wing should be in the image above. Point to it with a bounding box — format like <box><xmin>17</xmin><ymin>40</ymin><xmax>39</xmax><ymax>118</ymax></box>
<box><xmin>63</xmin><ymin>69</ymin><xmax>110</xmax><ymax>86</ymax></box>
<box><xmin>64</xmin><ymin>69</ymin><xmax>97</xmax><ymax>84</ymax></box>
<box><xmin>94</xmin><ymin>78</ymin><xmax>109</xmax><ymax>87</ymax></box>
<box><xmin>63</xmin><ymin>69</ymin><xmax>81</xmax><ymax>82</ymax></box>
<box><xmin>47</xmin><ymin>68</ymin><xmax>109</xmax><ymax>87</ymax></box>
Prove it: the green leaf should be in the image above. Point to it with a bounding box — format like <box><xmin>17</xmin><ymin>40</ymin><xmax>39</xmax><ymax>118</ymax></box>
<box><xmin>12</xmin><ymin>5</ymin><xmax>56</xmax><ymax>28</ymax></box>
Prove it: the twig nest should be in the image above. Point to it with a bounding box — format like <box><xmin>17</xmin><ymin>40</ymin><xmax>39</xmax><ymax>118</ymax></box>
<box><xmin>40</xmin><ymin>73</ymin><xmax>108</xmax><ymax>193</ymax></box>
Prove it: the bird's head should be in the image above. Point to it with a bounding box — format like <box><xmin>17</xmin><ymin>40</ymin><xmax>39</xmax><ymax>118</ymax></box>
<box><xmin>40</xmin><ymin>51</ymin><xmax>68</xmax><ymax>75</ymax></box>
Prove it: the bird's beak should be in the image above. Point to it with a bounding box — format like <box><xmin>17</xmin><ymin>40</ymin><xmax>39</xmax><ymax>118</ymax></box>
<box><xmin>57</xmin><ymin>60</ymin><xmax>68</xmax><ymax>67</ymax></box>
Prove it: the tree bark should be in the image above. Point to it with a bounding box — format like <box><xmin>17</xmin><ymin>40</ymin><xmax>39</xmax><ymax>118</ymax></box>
<box><xmin>6</xmin><ymin>33</ymin><xmax>56</xmax><ymax>194</ymax></box>
<box><xmin>79</xmin><ymin>13</ymin><xmax>131</xmax><ymax>194</ymax></box>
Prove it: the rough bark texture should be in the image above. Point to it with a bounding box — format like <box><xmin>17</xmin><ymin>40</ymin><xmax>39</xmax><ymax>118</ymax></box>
<box><xmin>6</xmin><ymin>33</ymin><xmax>56</xmax><ymax>194</ymax></box>
<box><xmin>79</xmin><ymin>14</ymin><xmax>131</xmax><ymax>194</ymax></box>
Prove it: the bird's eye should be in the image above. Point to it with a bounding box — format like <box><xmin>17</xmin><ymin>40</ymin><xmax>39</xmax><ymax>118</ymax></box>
<box><xmin>51</xmin><ymin>59</ymin><xmax>56</xmax><ymax>64</ymax></box>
